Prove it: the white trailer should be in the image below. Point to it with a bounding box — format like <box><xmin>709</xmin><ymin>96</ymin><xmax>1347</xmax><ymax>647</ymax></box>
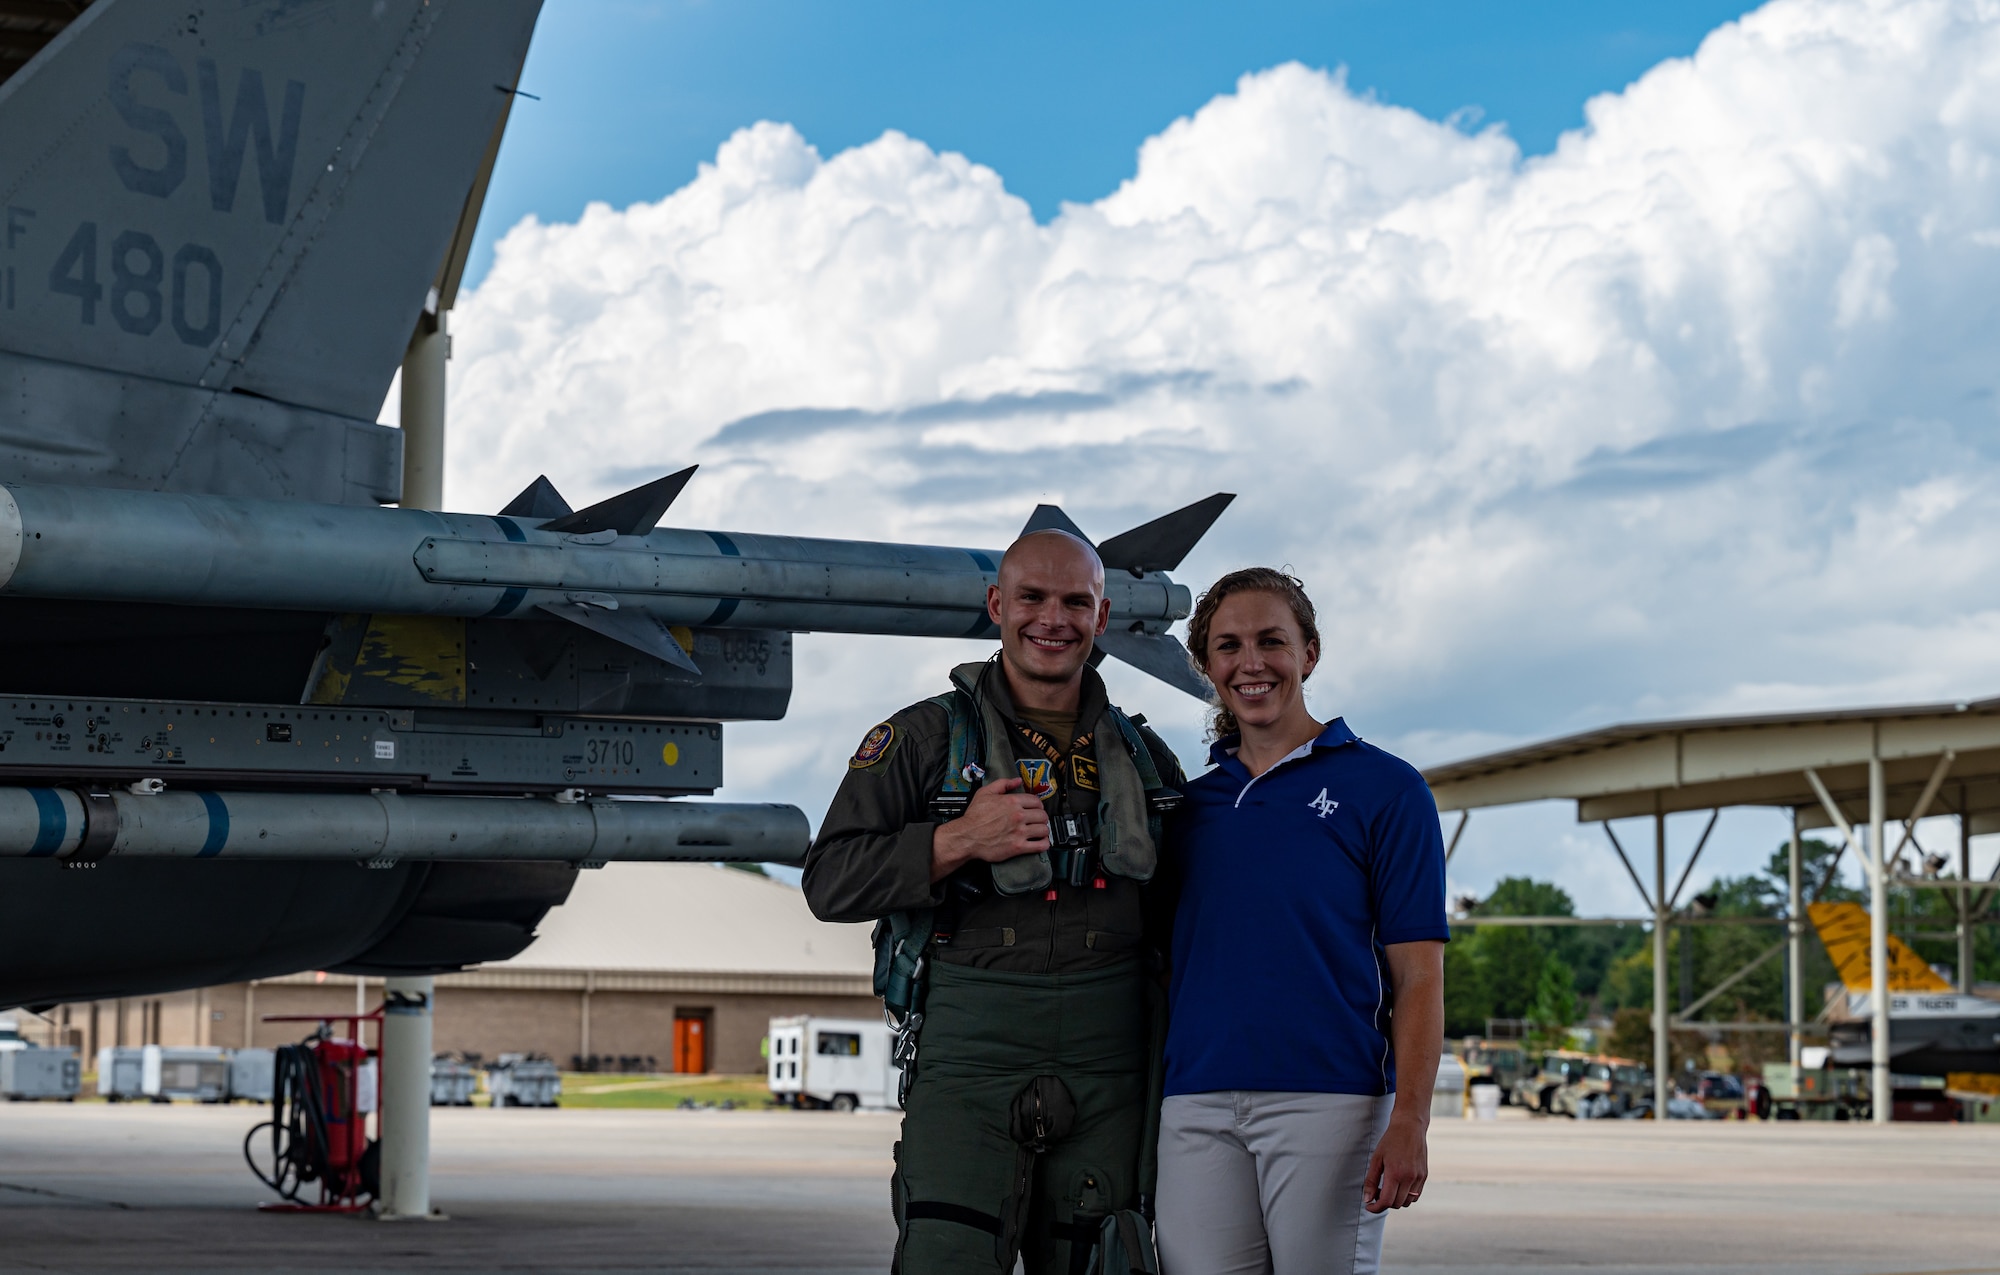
<box><xmin>767</xmin><ymin>1016</ymin><xmax>900</xmax><ymax>1112</ymax></box>
<box><xmin>97</xmin><ymin>1045</ymin><xmax>231</xmax><ymax>1102</ymax></box>
<box><xmin>1</xmin><ymin>1047</ymin><xmax>80</xmax><ymax>1100</ymax></box>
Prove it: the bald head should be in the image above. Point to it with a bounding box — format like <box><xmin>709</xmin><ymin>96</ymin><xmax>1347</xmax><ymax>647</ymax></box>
<box><xmin>988</xmin><ymin>529</ymin><xmax>1110</xmax><ymax>698</ymax></box>
<box><xmin>998</xmin><ymin>529</ymin><xmax>1104</xmax><ymax>591</ymax></box>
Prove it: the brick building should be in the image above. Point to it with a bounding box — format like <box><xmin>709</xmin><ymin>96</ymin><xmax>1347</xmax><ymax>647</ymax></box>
<box><xmin>31</xmin><ymin>864</ymin><xmax>877</xmax><ymax>1076</ymax></box>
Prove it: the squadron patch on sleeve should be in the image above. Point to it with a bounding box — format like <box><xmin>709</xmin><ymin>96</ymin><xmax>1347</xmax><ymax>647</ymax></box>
<box><xmin>848</xmin><ymin>722</ymin><xmax>897</xmax><ymax>769</ymax></box>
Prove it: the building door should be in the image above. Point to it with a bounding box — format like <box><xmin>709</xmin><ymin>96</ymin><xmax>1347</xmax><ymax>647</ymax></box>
<box><xmin>672</xmin><ymin>1013</ymin><xmax>708</xmax><ymax>1074</ymax></box>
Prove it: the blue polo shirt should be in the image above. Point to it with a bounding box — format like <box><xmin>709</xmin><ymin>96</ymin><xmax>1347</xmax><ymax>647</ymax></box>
<box><xmin>1164</xmin><ymin>719</ymin><xmax>1448</xmax><ymax>1097</ymax></box>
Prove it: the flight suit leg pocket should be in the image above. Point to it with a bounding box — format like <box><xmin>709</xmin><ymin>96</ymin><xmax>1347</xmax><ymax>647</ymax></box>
<box><xmin>891</xmin><ymin>1140</ymin><xmax>908</xmax><ymax>1275</ymax></box>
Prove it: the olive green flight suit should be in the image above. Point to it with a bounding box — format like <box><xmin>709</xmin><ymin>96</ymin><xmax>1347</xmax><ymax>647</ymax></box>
<box><xmin>804</xmin><ymin>660</ymin><xmax>1184</xmax><ymax>1275</ymax></box>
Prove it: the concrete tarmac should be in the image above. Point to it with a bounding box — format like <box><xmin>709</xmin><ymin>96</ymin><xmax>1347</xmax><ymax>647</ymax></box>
<box><xmin>2</xmin><ymin>1103</ymin><xmax>1998</xmax><ymax>1273</ymax></box>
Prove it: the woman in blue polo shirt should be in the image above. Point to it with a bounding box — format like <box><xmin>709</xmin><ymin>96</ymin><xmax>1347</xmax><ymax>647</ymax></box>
<box><xmin>1156</xmin><ymin>568</ymin><xmax>1447</xmax><ymax>1275</ymax></box>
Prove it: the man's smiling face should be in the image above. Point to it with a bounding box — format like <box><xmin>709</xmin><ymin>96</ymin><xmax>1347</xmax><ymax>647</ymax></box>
<box><xmin>989</xmin><ymin>531</ymin><xmax>1110</xmax><ymax>692</ymax></box>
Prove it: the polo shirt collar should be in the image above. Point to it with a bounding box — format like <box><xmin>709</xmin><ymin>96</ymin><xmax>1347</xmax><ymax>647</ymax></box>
<box><xmin>1208</xmin><ymin>717</ymin><xmax>1358</xmax><ymax>771</ymax></box>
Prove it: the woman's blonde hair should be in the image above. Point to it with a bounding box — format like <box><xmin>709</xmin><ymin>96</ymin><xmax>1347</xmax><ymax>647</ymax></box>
<box><xmin>1185</xmin><ymin>568</ymin><xmax>1320</xmax><ymax>739</ymax></box>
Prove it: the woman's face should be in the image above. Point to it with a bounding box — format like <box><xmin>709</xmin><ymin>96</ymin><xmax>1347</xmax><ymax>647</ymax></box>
<box><xmin>1202</xmin><ymin>590</ymin><xmax>1319</xmax><ymax>734</ymax></box>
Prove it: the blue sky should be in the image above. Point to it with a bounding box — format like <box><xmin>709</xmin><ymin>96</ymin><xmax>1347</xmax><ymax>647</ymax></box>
<box><xmin>469</xmin><ymin>0</ymin><xmax>1759</xmax><ymax>286</ymax></box>
<box><xmin>446</xmin><ymin>0</ymin><xmax>2000</xmax><ymax>910</ymax></box>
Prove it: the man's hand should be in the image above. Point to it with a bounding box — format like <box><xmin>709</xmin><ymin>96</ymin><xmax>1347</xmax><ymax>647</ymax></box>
<box><xmin>931</xmin><ymin>778</ymin><xmax>1049</xmax><ymax>882</ymax></box>
<box><xmin>1362</xmin><ymin>1110</ymin><xmax>1429</xmax><ymax>1213</ymax></box>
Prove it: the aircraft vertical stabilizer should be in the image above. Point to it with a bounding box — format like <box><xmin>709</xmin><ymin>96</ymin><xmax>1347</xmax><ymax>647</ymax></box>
<box><xmin>0</xmin><ymin>0</ymin><xmax>542</xmax><ymax>503</ymax></box>
<box><xmin>1807</xmin><ymin>901</ymin><xmax>1954</xmax><ymax>993</ymax></box>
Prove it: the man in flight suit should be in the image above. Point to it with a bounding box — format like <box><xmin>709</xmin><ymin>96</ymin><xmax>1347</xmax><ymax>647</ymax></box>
<box><xmin>804</xmin><ymin>529</ymin><xmax>1184</xmax><ymax>1275</ymax></box>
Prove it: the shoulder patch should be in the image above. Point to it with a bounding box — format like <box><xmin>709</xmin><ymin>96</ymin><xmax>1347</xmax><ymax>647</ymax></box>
<box><xmin>849</xmin><ymin>722</ymin><xmax>898</xmax><ymax>769</ymax></box>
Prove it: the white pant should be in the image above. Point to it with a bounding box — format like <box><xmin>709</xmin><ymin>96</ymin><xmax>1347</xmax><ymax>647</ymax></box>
<box><xmin>1155</xmin><ymin>1090</ymin><xmax>1394</xmax><ymax>1275</ymax></box>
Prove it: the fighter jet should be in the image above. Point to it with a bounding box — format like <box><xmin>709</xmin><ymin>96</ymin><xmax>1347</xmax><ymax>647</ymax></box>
<box><xmin>1811</xmin><ymin>901</ymin><xmax>2000</xmax><ymax>1076</ymax></box>
<box><xmin>0</xmin><ymin>1</ymin><xmax>1228</xmax><ymax>1011</ymax></box>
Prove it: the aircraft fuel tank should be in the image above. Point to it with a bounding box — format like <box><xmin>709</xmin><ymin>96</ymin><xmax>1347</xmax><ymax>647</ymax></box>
<box><xmin>0</xmin><ymin>787</ymin><xmax>808</xmax><ymax>866</ymax></box>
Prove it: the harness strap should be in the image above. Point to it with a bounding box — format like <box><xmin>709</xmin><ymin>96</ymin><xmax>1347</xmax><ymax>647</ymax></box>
<box><xmin>944</xmin><ymin>926</ymin><xmax>1016</xmax><ymax>950</ymax></box>
<box><xmin>1056</xmin><ymin>1215</ymin><xmax>1106</xmax><ymax>1275</ymax></box>
<box><xmin>1103</xmin><ymin>707</ymin><xmax>1172</xmax><ymax>846</ymax></box>
<box><xmin>1105</xmin><ymin>708</ymin><xmax>1162</xmax><ymax>791</ymax></box>
<box><xmin>930</xmin><ymin>690</ymin><xmax>982</xmax><ymax>794</ymax></box>
<box><xmin>1084</xmin><ymin>930</ymin><xmax>1141</xmax><ymax>952</ymax></box>
<box><xmin>905</xmin><ymin>1200</ymin><xmax>1005</xmax><ymax>1235</ymax></box>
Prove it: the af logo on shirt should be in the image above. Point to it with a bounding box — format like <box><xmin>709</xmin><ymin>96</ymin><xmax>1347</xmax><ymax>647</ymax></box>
<box><xmin>1017</xmin><ymin>758</ymin><xmax>1058</xmax><ymax>800</ymax></box>
<box><xmin>1307</xmin><ymin>788</ymin><xmax>1339</xmax><ymax>818</ymax></box>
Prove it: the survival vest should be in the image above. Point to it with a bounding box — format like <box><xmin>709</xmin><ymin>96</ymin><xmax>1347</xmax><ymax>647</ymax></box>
<box><xmin>873</xmin><ymin>660</ymin><xmax>1181</xmax><ymax>1041</ymax></box>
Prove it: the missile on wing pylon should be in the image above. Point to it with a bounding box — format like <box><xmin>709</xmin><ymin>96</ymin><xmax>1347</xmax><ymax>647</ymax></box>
<box><xmin>0</xmin><ymin>469</ymin><xmax>1229</xmax><ymax>696</ymax></box>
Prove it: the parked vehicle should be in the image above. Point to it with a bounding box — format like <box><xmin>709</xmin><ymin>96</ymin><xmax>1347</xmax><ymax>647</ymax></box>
<box><xmin>1554</xmin><ymin>1056</ymin><xmax>1650</xmax><ymax>1118</ymax></box>
<box><xmin>431</xmin><ymin>1054</ymin><xmax>478</xmax><ymax>1106</ymax></box>
<box><xmin>97</xmin><ymin>1046</ymin><xmax>230</xmax><ymax>1103</ymax></box>
<box><xmin>0</xmin><ymin>1046</ymin><xmax>80</xmax><ymax>1101</ymax></box>
<box><xmin>1512</xmin><ymin>1050</ymin><xmax>1592</xmax><ymax>1113</ymax></box>
<box><xmin>1759</xmin><ymin>1062</ymin><xmax>1870</xmax><ymax>1120</ymax></box>
<box><xmin>768</xmin><ymin>1016</ymin><xmax>901</xmax><ymax>1112</ymax></box>
<box><xmin>227</xmin><ymin>1048</ymin><xmax>276</xmax><ymax>1103</ymax></box>
<box><xmin>1433</xmin><ymin>1053</ymin><xmax>1468</xmax><ymax>1118</ymax></box>
<box><xmin>1684</xmin><ymin>1069</ymin><xmax>1746</xmax><ymax>1116</ymax></box>
<box><xmin>487</xmin><ymin>1054</ymin><xmax>561</xmax><ymax>1107</ymax></box>
<box><xmin>1458</xmin><ymin>1039</ymin><xmax>1528</xmax><ymax>1103</ymax></box>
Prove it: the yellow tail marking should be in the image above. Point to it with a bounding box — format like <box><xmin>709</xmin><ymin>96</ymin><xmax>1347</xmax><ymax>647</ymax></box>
<box><xmin>1806</xmin><ymin>900</ymin><xmax>1952</xmax><ymax>992</ymax></box>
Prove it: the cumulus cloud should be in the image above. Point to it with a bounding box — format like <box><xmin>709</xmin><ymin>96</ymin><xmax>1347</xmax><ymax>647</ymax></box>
<box><xmin>441</xmin><ymin>0</ymin><xmax>2000</xmax><ymax>907</ymax></box>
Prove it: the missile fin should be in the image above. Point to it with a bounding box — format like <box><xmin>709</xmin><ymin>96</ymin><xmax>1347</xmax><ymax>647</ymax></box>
<box><xmin>1095</xmin><ymin>628</ymin><xmax>1210</xmax><ymax>700</ymax></box>
<box><xmin>541</xmin><ymin>466</ymin><xmax>698</xmax><ymax>537</ymax></box>
<box><xmin>1096</xmin><ymin>493</ymin><xmax>1236</xmax><ymax>575</ymax></box>
<box><xmin>499</xmin><ymin>476</ymin><xmax>574</xmax><ymax>520</ymax></box>
<box><xmin>1020</xmin><ymin>504</ymin><xmax>1094</xmax><ymax>544</ymax></box>
<box><xmin>537</xmin><ymin>602</ymin><xmax>702</xmax><ymax>677</ymax></box>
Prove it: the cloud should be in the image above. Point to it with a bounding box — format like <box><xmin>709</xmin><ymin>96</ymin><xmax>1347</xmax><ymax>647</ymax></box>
<box><xmin>442</xmin><ymin>0</ymin><xmax>2000</xmax><ymax>908</ymax></box>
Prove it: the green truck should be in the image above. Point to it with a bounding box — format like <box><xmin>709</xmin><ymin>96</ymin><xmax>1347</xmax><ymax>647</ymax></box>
<box><xmin>1758</xmin><ymin>1063</ymin><xmax>1868</xmax><ymax>1120</ymax></box>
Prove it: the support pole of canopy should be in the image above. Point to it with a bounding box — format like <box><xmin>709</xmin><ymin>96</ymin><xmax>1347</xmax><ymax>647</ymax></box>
<box><xmin>1445</xmin><ymin>810</ymin><xmax>1469</xmax><ymax>864</ymax></box>
<box><xmin>1602</xmin><ymin>822</ymin><xmax>1654</xmax><ymax>912</ymax></box>
<box><xmin>1960</xmin><ymin>790</ymin><xmax>1973</xmax><ymax>996</ymax></box>
<box><xmin>1653</xmin><ymin>808</ymin><xmax>1671</xmax><ymax>1120</ymax></box>
<box><xmin>1869</xmin><ymin>752</ymin><xmax>1890</xmax><ymax>1125</ymax></box>
<box><xmin>1667</xmin><ymin>809</ymin><xmax>1720</xmax><ymax>911</ymax></box>
<box><xmin>1673</xmin><ymin>938</ymin><xmax>1786</xmax><ymax>1023</ymax></box>
<box><xmin>1788</xmin><ymin>808</ymin><xmax>1804</xmax><ymax>1069</ymax></box>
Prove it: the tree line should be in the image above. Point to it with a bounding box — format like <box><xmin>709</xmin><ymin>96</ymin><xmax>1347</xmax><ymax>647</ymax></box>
<box><xmin>1444</xmin><ymin>838</ymin><xmax>1999</xmax><ymax>1069</ymax></box>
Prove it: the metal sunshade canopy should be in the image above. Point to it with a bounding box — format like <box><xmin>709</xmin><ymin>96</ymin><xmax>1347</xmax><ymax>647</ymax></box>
<box><xmin>1423</xmin><ymin>694</ymin><xmax>2000</xmax><ymax>834</ymax></box>
<box><xmin>1421</xmin><ymin>693</ymin><xmax>2000</xmax><ymax>1127</ymax></box>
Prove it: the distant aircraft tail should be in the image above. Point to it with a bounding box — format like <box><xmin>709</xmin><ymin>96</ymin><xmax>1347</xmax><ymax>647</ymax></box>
<box><xmin>0</xmin><ymin>0</ymin><xmax>542</xmax><ymax>503</ymax></box>
<box><xmin>1806</xmin><ymin>900</ymin><xmax>1953</xmax><ymax>993</ymax></box>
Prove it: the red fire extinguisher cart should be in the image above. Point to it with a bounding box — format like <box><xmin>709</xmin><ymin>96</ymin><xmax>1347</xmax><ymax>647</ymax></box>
<box><xmin>245</xmin><ymin>1010</ymin><xmax>383</xmax><ymax>1213</ymax></box>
